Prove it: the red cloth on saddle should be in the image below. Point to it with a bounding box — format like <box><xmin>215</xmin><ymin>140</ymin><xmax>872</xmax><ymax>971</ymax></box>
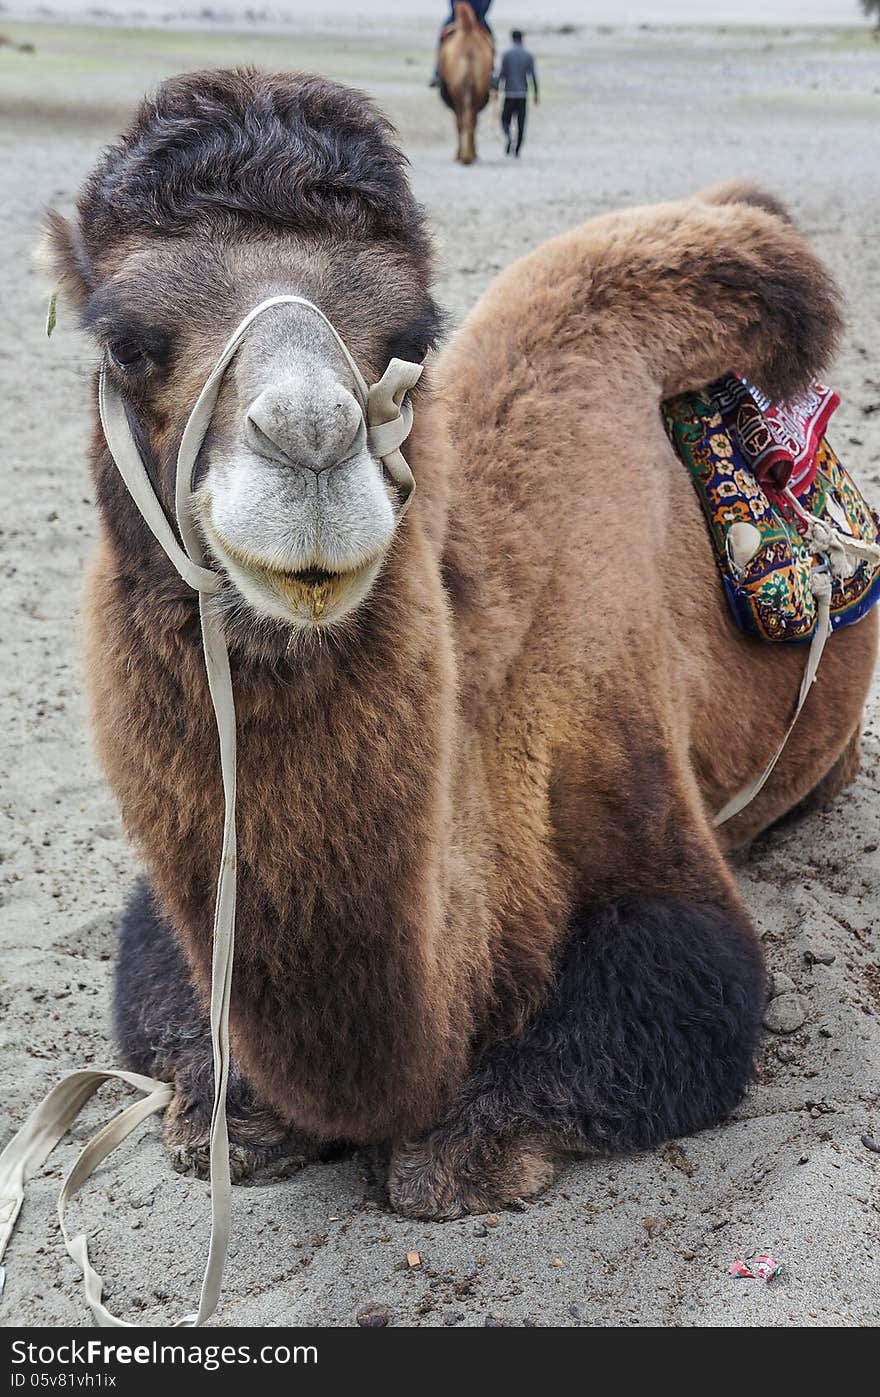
<box><xmin>711</xmin><ymin>375</ymin><xmax>840</xmax><ymax>502</ymax></box>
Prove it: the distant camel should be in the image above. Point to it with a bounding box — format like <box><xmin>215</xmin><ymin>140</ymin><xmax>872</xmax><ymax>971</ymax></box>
<box><xmin>42</xmin><ymin>69</ymin><xmax>877</xmax><ymax>1219</ymax></box>
<box><xmin>438</xmin><ymin>1</ymin><xmax>494</xmax><ymax>164</ymax></box>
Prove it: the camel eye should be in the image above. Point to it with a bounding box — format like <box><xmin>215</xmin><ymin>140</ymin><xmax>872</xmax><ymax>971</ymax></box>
<box><xmin>109</xmin><ymin>337</ymin><xmax>144</xmax><ymax>368</ymax></box>
<box><xmin>386</xmin><ymin>304</ymin><xmax>443</xmax><ymax>366</ymax></box>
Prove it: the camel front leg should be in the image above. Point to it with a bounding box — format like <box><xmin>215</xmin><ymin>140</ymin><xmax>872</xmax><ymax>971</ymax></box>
<box><xmin>114</xmin><ymin>879</ymin><xmax>326</xmax><ymax>1181</ymax></box>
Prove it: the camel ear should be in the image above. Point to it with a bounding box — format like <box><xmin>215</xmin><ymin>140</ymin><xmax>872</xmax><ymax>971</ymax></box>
<box><xmin>35</xmin><ymin>211</ymin><xmax>91</xmax><ymax>311</ymax></box>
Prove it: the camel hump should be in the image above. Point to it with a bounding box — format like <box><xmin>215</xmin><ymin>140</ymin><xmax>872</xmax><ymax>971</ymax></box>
<box><xmin>633</xmin><ymin>185</ymin><xmax>843</xmax><ymax>402</ymax></box>
<box><xmin>534</xmin><ymin>185</ymin><xmax>840</xmax><ymax>405</ymax></box>
<box><xmin>694</xmin><ymin>179</ymin><xmax>796</xmax><ymax>226</ymax></box>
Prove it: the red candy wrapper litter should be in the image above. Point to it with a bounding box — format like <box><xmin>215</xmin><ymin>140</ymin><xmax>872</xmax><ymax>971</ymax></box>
<box><xmin>729</xmin><ymin>1254</ymin><xmax>783</xmax><ymax>1283</ymax></box>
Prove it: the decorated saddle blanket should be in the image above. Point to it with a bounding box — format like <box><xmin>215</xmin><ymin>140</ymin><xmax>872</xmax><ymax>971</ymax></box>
<box><xmin>663</xmin><ymin>375</ymin><xmax>880</xmax><ymax>642</ymax></box>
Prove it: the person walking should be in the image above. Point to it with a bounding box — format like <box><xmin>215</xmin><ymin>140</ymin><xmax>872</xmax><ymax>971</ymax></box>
<box><xmin>494</xmin><ymin>29</ymin><xmax>538</xmax><ymax>156</ymax></box>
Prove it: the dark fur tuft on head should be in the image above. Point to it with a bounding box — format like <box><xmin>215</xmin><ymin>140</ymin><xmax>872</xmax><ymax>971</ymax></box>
<box><xmin>76</xmin><ymin>67</ymin><xmax>431</xmax><ymax>262</ymax></box>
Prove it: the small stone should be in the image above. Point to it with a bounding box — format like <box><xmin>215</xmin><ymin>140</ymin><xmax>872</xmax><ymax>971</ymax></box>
<box><xmin>776</xmin><ymin>1043</ymin><xmax>798</xmax><ymax>1064</ymax></box>
<box><xmin>550</xmin><ymin>1257</ymin><xmax>563</xmax><ymax>1267</ymax></box>
<box><xmin>443</xmin><ymin>1311</ymin><xmax>464</xmax><ymax>1327</ymax></box>
<box><xmin>861</xmin><ymin>1135</ymin><xmax>880</xmax><ymax>1155</ymax></box>
<box><xmin>472</xmin><ymin>1224</ymin><xmax>488</xmax><ymax>1238</ymax></box>
<box><xmin>804</xmin><ymin>949</ymin><xmax>836</xmax><ymax>966</ymax></box>
<box><xmin>567</xmin><ymin>1303</ymin><xmax>583</xmax><ymax>1320</ymax></box>
<box><xmin>662</xmin><ymin>1142</ymin><xmax>696</xmax><ymax>1176</ymax></box>
<box><xmin>485</xmin><ymin>1214</ymin><xmax>499</xmax><ymax>1227</ymax></box>
<box><xmin>406</xmin><ymin>1250</ymin><xmax>421</xmax><ymax>1268</ymax></box>
<box><xmin>356</xmin><ymin>1304</ymin><xmax>390</xmax><ymax>1328</ymax></box>
<box><xmin>484</xmin><ymin>1313</ymin><xmax>505</xmax><ymax>1327</ymax></box>
<box><xmin>764</xmin><ymin>992</ymin><xmax>807</xmax><ymax>1034</ymax></box>
<box><xmin>642</xmin><ymin>1215</ymin><xmax>657</xmax><ymax>1236</ymax></box>
<box><xmin>768</xmin><ymin>972</ymin><xmax>796</xmax><ymax>999</ymax></box>
<box><xmin>798</xmin><ymin>1154</ymin><xmax>809</xmax><ymax>1165</ymax></box>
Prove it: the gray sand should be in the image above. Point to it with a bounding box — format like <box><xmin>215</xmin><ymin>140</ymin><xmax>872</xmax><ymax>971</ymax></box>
<box><xmin>1</xmin><ymin>15</ymin><xmax>878</xmax><ymax>1328</ymax></box>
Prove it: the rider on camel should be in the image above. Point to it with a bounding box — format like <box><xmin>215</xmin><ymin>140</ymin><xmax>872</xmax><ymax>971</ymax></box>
<box><xmin>430</xmin><ymin>0</ymin><xmax>494</xmax><ymax>87</ymax></box>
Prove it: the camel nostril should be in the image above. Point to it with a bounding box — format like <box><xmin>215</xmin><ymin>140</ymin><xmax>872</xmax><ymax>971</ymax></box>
<box><xmin>244</xmin><ymin>407</ymin><xmax>306</xmax><ymax>469</ymax></box>
<box><xmin>244</xmin><ymin>388</ymin><xmax>365</xmax><ymax>474</ymax></box>
<box><xmin>245</xmin><ymin>413</ymin><xmax>281</xmax><ymax>456</ymax></box>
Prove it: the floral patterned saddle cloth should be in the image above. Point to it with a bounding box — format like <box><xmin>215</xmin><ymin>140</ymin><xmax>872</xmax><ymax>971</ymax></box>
<box><xmin>663</xmin><ymin>374</ymin><xmax>880</xmax><ymax>642</ymax></box>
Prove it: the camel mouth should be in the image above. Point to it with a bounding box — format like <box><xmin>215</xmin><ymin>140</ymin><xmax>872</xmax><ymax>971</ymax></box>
<box><xmin>281</xmin><ymin>565</ymin><xmax>340</xmax><ymax>588</ymax></box>
<box><xmin>200</xmin><ymin>515</ymin><xmax>385</xmax><ymax>629</ymax></box>
<box><xmin>236</xmin><ymin>553</ymin><xmax>375</xmax><ymax>595</ymax></box>
<box><xmin>246</xmin><ymin>554</ymin><xmax>384</xmax><ymax>627</ymax></box>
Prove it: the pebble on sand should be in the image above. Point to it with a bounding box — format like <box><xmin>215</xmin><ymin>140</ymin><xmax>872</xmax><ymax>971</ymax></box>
<box><xmin>768</xmin><ymin>971</ymin><xmax>796</xmax><ymax>998</ymax></box>
<box><xmin>356</xmin><ymin>1304</ymin><xmax>391</xmax><ymax>1327</ymax></box>
<box><xmin>763</xmin><ymin>992</ymin><xmax>807</xmax><ymax>1034</ymax></box>
<box><xmin>804</xmin><ymin>949</ymin><xmax>836</xmax><ymax>966</ymax></box>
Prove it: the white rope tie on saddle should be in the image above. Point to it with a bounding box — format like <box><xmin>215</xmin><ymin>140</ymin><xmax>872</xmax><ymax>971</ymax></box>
<box><xmin>783</xmin><ymin>486</ymin><xmax>880</xmax><ymax>581</ymax></box>
<box><xmin>0</xmin><ymin>295</ymin><xmax>422</xmax><ymax>1327</ymax></box>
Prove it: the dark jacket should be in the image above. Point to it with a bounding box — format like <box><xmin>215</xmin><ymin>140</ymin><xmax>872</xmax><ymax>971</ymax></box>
<box><xmin>495</xmin><ymin>43</ymin><xmax>538</xmax><ymax>100</ymax></box>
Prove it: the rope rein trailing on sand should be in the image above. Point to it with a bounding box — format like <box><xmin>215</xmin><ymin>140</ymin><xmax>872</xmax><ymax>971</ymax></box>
<box><xmin>0</xmin><ymin>295</ymin><xmax>422</xmax><ymax>1328</ymax></box>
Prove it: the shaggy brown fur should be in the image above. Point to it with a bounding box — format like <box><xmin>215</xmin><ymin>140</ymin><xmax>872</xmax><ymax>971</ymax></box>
<box><xmin>47</xmin><ymin>70</ymin><xmax>877</xmax><ymax>1218</ymax></box>
<box><xmin>438</xmin><ymin>2</ymin><xmax>494</xmax><ymax>164</ymax></box>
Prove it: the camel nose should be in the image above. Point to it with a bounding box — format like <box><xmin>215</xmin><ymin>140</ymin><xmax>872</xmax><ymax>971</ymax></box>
<box><xmin>245</xmin><ymin>379</ymin><xmax>364</xmax><ymax>474</ymax></box>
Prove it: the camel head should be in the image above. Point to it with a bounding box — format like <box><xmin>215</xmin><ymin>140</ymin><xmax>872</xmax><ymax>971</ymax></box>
<box><xmin>42</xmin><ymin>70</ymin><xmax>441</xmax><ymax>636</ymax></box>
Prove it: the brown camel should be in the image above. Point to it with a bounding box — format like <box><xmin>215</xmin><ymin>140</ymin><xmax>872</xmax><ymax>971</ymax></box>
<box><xmin>41</xmin><ymin>71</ymin><xmax>876</xmax><ymax>1220</ymax></box>
<box><xmin>438</xmin><ymin>1</ymin><xmax>494</xmax><ymax>164</ymax></box>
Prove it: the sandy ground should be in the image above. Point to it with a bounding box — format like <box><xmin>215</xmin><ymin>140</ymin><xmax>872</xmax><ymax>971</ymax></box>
<box><xmin>1</xmin><ymin>13</ymin><xmax>879</xmax><ymax>1329</ymax></box>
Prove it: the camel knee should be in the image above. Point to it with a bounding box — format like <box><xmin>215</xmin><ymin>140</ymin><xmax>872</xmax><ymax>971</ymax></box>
<box><xmin>447</xmin><ymin>897</ymin><xmax>765</xmax><ymax>1156</ymax></box>
<box><xmin>384</xmin><ymin>896</ymin><xmax>765</xmax><ymax>1217</ymax></box>
<box><xmin>163</xmin><ymin>1063</ymin><xmax>316</xmax><ymax>1184</ymax></box>
<box><xmin>775</xmin><ymin>723</ymin><xmax>863</xmax><ymax>829</ymax></box>
<box><xmin>514</xmin><ymin>896</ymin><xmax>766</xmax><ymax>1150</ymax></box>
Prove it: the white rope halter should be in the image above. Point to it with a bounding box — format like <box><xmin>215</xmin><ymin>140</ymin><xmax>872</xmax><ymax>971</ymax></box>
<box><xmin>0</xmin><ymin>296</ymin><xmax>422</xmax><ymax>1327</ymax></box>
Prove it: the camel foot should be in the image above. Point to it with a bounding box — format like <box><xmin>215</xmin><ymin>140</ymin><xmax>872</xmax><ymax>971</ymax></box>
<box><xmin>387</xmin><ymin>1132</ymin><xmax>562</xmax><ymax>1220</ymax></box>
<box><xmin>163</xmin><ymin>1085</ymin><xmax>321</xmax><ymax>1183</ymax></box>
